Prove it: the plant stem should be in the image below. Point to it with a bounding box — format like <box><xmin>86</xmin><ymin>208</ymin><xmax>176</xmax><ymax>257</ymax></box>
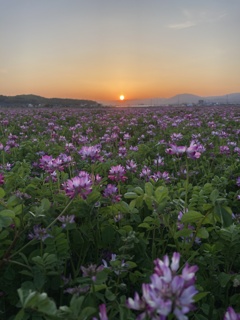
<box><xmin>9</xmin><ymin>197</ymin><xmax>74</xmax><ymax>259</ymax></box>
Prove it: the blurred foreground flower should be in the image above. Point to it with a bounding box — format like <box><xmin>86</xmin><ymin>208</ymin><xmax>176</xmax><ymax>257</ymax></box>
<box><xmin>0</xmin><ymin>173</ymin><xmax>4</xmax><ymax>185</ymax></box>
<box><xmin>92</xmin><ymin>304</ymin><xmax>108</xmax><ymax>320</ymax></box>
<box><xmin>126</xmin><ymin>252</ymin><xmax>198</xmax><ymax>320</ymax></box>
<box><xmin>224</xmin><ymin>307</ymin><xmax>240</xmax><ymax>320</ymax></box>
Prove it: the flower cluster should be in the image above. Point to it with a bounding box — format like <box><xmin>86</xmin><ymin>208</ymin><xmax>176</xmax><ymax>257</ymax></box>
<box><xmin>224</xmin><ymin>307</ymin><xmax>240</xmax><ymax>320</ymax></box>
<box><xmin>126</xmin><ymin>159</ymin><xmax>137</xmax><ymax>173</ymax></box>
<box><xmin>28</xmin><ymin>225</ymin><xmax>51</xmax><ymax>242</ymax></box>
<box><xmin>108</xmin><ymin>165</ymin><xmax>127</xmax><ymax>183</ymax></box>
<box><xmin>127</xmin><ymin>252</ymin><xmax>198</xmax><ymax>320</ymax></box>
<box><xmin>78</xmin><ymin>145</ymin><xmax>103</xmax><ymax>163</ymax></box>
<box><xmin>39</xmin><ymin>154</ymin><xmax>73</xmax><ymax>173</ymax></box>
<box><xmin>58</xmin><ymin>215</ymin><xmax>75</xmax><ymax>228</ymax></box>
<box><xmin>166</xmin><ymin>141</ymin><xmax>203</xmax><ymax>159</ymax></box>
<box><xmin>103</xmin><ymin>184</ymin><xmax>121</xmax><ymax>203</ymax></box>
<box><xmin>80</xmin><ymin>264</ymin><xmax>104</xmax><ymax>282</ymax></box>
<box><xmin>62</xmin><ymin>171</ymin><xmax>92</xmax><ymax>199</ymax></box>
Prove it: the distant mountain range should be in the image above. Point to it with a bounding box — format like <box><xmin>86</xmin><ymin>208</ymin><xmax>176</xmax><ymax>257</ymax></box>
<box><xmin>102</xmin><ymin>92</ymin><xmax>240</xmax><ymax>106</ymax></box>
<box><xmin>1</xmin><ymin>93</ymin><xmax>240</xmax><ymax>108</ymax></box>
<box><xmin>0</xmin><ymin>94</ymin><xmax>102</xmax><ymax>108</ymax></box>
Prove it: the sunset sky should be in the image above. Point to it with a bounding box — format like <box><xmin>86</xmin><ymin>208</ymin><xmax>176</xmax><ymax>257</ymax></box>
<box><xmin>1</xmin><ymin>0</ymin><xmax>240</xmax><ymax>101</ymax></box>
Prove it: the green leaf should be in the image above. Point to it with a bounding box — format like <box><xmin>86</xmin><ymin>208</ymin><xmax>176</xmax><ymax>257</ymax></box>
<box><xmin>86</xmin><ymin>190</ymin><xmax>101</xmax><ymax>204</ymax></box>
<box><xmin>218</xmin><ymin>272</ymin><xmax>232</xmax><ymax>287</ymax></box>
<box><xmin>210</xmin><ymin>189</ymin><xmax>219</xmax><ymax>204</ymax></box>
<box><xmin>105</xmin><ymin>289</ymin><xmax>116</xmax><ymax>301</ymax></box>
<box><xmin>116</xmin><ymin>201</ymin><xmax>130</xmax><ymax>213</ymax></box>
<box><xmin>69</xmin><ymin>295</ymin><xmax>84</xmax><ymax>316</ymax></box>
<box><xmin>196</xmin><ymin>227</ymin><xmax>209</xmax><ymax>239</ymax></box>
<box><xmin>124</xmin><ymin>192</ymin><xmax>138</xmax><ymax>199</ymax></box>
<box><xmin>174</xmin><ymin>228</ymin><xmax>193</xmax><ymax>238</ymax></box>
<box><xmin>7</xmin><ymin>195</ymin><xmax>19</xmax><ymax>207</ymax></box>
<box><xmin>14</xmin><ymin>204</ymin><xmax>24</xmax><ymax>215</ymax></box>
<box><xmin>145</xmin><ymin>182</ymin><xmax>153</xmax><ymax>196</ymax></box>
<box><xmin>214</xmin><ymin>205</ymin><xmax>232</xmax><ymax>227</ymax></box>
<box><xmin>93</xmin><ymin>284</ymin><xmax>107</xmax><ymax>292</ymax></box>
<box><xmin>0</xmin><ymin>215</ymin><xmax>13</xmax><ymax>230</ymax></box>
<box><xmin>134</xmin><ymin>187</ymin><xmax>144</xmax><ymax>195</ymax></box>
<box><xmin>194</xmin><ymin>291</ymin><xmax>210</xmax><ymax>302</ymax></box>
<box><xmin>79</xmin><ymin>307</ymin><xmax>96</xmax><ymax>319</ymax></box>
<box><xmin>0</xmin><ymin>229</ymin><xmax>9</xmax><ymax>240</ymax></box>
<box><xmin>14</xmin><ymin>309</ymin><xmax>26</xmax><ymax>320</ymax></box>
<box><xmin>181</xmin><ymin>211</ymin><xmax>204</xmax><ymax>224</ymax></box>
<box><xmin>154</xmin><ymin>186</ymin><xmax>169</xmax><ymax>204</ymax></box>
<box><xmin>144</xmin><ymin>195</ymin><xmax>153</xmax><ymax>210</ymax></box>
<box><xmin>0</xmin><ymin>209</ymin><xmax>15</xmax><ymax>218</ymax></box>
<box><xmin>0</xmin><ymin>187</ymin><xmax>5</xmax><ymax>198</ymax></box>
<box><xmin>129</xmin><ymin>199</ymin><xmax>136</xmax><ymax>210</ymax></box>
<box><xmin>40</xmin><ymin>198</ymin><xmax>51</xmax><ymax>211</ymax></box>
<box><xmin>138</xmin><ymin>222</ymin><xmax>151</xmax><ymax>229</ymax></box>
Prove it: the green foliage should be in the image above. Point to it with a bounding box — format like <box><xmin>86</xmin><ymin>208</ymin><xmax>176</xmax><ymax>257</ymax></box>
<box><xmin>1</xmin><ymin>107</ymin><xmax>240</xmax><ymax>319</ymax></box>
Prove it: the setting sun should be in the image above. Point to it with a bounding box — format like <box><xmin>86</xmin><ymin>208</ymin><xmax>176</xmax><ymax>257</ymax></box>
<box><xmin>119</xmin><ymin>95</ymin><xmax>125</xmax><ymax>101</ymax></box>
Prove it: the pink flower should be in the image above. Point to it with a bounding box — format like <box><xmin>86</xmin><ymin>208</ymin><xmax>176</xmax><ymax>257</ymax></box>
<box><xmin>78</xmin><ymin>145</ymin><xmax>103</xmax><ymax>163</ymax></box>
<box><xmin>166</xmin><ymin>144</ymin><xmax>186</xmax><ymax>156</ymax></box>
<box><xmin>81</xmin><ymin>264</ymin><xmax>104</xmax><ymax>282</ymax></box>
<box><xmin>126</xmin><ymin>160</ymin><xmax>137</xmax><ymax>173</ymax></box>
<box><xmin>108</xmin><ymin>165</ymin><xmax>127</xmax><ymax>182</ymax></box>
<box><xmin>127</xmin><ymin>252</ymin><xmax>198</xmax><ymax>320</ymax></box>
<box><xmin>0</xmin><ymin>173</ymin><xmax>4</xmax><ymax>185</ymax></box>
<box><xmin>140</xmin><ymin>166</ymin><xmax>151</xmax><ymax>181</ymax></box>
<box><xmin>103</xmin><ymin>184</ymin><xmax>121</xmax><ymax>203</ymax></box>
<box><xmin>224</xmin><ymin>307</ymin><xmax>240</xmax><ymax>320</ymax></box>
<box><xmin>63</xmin><ymin>172</ymin><xmax>92</xmax><ymax>199</ymax></box>
<box><xmin>92</xmin><ymin>304</ymin><xmax>108</xmax><ymax>320</ymax></box>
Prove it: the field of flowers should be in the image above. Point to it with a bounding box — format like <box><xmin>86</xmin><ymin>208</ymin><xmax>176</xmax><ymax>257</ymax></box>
<box><xmin>0</xmin><ymin>106</ymin><xmax>240</xmax><ymax>320</ymax></box>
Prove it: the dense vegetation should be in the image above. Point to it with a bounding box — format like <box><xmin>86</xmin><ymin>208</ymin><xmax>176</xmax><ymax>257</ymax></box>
<box><xmin>0</xmin><ymin>106</ymin><xmax>240</xmax><ymax>319</ymax></box>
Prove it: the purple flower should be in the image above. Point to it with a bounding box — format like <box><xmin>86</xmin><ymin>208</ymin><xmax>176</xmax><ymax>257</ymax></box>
<box><xmin>153</xmin><ymin>156</ymin><xmax>164</xmax><ymax>167</ymax></box>
<box><xmin>220</xmin><ymin>146</ymin><xmax>230</xmax><ymax>155</ymax></box>
<box><xmin>78</xmin><ymin>145</ymin><xmax>103</xmax><ymax>163</ymax></box>
<box><xmin>139</xmin><ymin>166</ymin><xmax>151</xmax><ymax>181</ymax></box>
<box><xmin>186</xmin><ymin>141</ymin><xmax>202</xmax><ymax>159</ymax></box>
<box><xmin>171</xmin><ymin>133</ymin><xmax>183</xmax><ymax>142</ymax></box>
<box><xmin>126</xmin><ymin>159</ymin><xmax>137</xmax><ymax>173</ymax></box>
<box><xmin>63</xmin><ymin>172</ymin><xmax>92</xmax><ymax>199</ymax></box>
<box><xmin>64</xmin><ymin>285</ymin><xmax>90</xmax><ymax>295</ymax></box>
<box><xmin>58</xmin><ymin>215</ymin><xmax>75</xmax><ymax>228</ymax></box>
<box><xmin>118</xmin><ymin>146</ymin><xmax>127</xmax><ymax>158</ymax></box>
<box><xmin>0</xmin><ymin>173</ymin><xmax>4</xmax><ymax>185</ymax></box>
<box><xmin>126</xmin><ymin>252</ymin><xmax>198</xmax><ymax>320</ymax></box>
<box><xmin>81</xmin><ymin>264</ymin><xmax>104</xmax><ymax>282</ymax></box>
<box><xmin>108</xmin><ymin>165</ymin><xmax>127</xmax><ymax>183</ymax></box>
<box><xmin>224</xmin><ymin>307</ymin><xmax>240</xmax><ymax>320</ymax></box>
<box><xmin>93</xmin><ymin>304</ymin><xmax>108</xmax><ymax>320</ymax></box>
<box><xmin>28</xmin><ymin>225</ymin><xmax>51</xmax><ymax>242</ymax></box>
<box><xmin>166</xmin><ymin>144</ymin><xmax>186</xmax><ymax>156</ymax></box>
<box><xmin>236</xmin><ymin>177</ymin><xmax>240</xmax><ymax>187</ymax></box>
<box><xmin>103</xmin><ymin>184</ymin><xmax>121</xmax><ymax>203</ymax></box>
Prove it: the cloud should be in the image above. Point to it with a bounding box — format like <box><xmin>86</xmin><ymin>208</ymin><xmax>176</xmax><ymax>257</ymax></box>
<box><xmin>168</xmin><ymin>21</ymin><xmax>196</xmax><ymax>30</ymax></box>
<box><xmin>167</xmin><ymin>9</ymin><xmax>226</xmax><ymax>30</ymax></box>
